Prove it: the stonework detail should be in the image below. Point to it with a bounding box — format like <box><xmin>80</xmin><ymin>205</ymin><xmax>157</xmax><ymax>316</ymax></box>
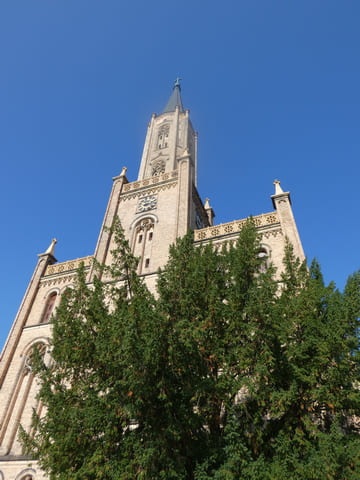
<box><xmin>135</xmin><ymin>218</ymin><xmax>154</xmax><ymax>233</ymax></box>
<box><xmin>194</xmin><ymin>212</ymin><xmax>280</xmax><ymax>242</ymax></box>
<box><xmin>152</xmin><ymin>159</ymin><xmax>166</xmax><ymax>176</ymax></box>
<box><xmin>261</xmin><ymin>229</ymin><xmax>283</xmax><ymax>239</ymax></box>
<box><xmin>121</xmin><ymin>181</ymin><xmax>178</xmax><ymax>201</ymax></box>
<box><xmin>44</xmin><ymin>256</ymin><xmax>93</xmax><ymax>276</ymax></box>
<box><xmin>40</xmin><ymin>274</ymin><xmax>78</xmax><ymax>288</ymax></box>
<box><xmin>122</xmin><ymin>170</ymin><xmax>178</xmax><ymax>193</ymax></box>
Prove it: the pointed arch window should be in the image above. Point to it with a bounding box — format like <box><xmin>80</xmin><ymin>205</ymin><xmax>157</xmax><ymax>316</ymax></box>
<box><xmin>132</xmin><ymin>218</ymin><xmax>154</xmax><ymax>273</ymax></box>
<box><xmin>40</xmin><ymin>292</ymin><xmax>57</xmax><ymax>324</ymax></box>
<box><xmin>157</xmin><ymin>125</ymin><xmax>170</xmax><ymax>149</ymax></box>
<box><xmin>258</xmin><ymin>247</ymin><xmax>270</xmax><ymax>273</ymax></box>
<box><xmin>23</xmin><ymin>342</ymin><xmax>47</xmax><ymax>373</ymax></box>
<box><xmin>15</xmin><ymin>470</ymin><xmax>36</xmax><ymax>480</ymax></box>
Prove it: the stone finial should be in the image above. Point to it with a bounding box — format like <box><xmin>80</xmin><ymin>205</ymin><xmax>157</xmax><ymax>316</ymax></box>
<box><xmin>204</xmin><ymin>197</ymin><xmax>211</xmax><ymax>209</ymax></box>
<box><xmin>273</xmin><ymin>179</ymin><xmax>284</xmax><ymax>195</ymax></box>
<box><xmin>182</xmin><ymin>147</ymin><xmax>190</xmax><ymax>157</ymax></box>
<box><xmin>120</xmin><ymin>166</ymin><xmax>128</xmax><ymax>177</ymax></box>
<box><xmin>204</xmin><ymin>198</ymin><xmax>215</xmax><ymax>226</ymax></box>
<box><xmin>44</xmin><ymin>238</ymin><xmax>57</xmax><ymax>256</ymax></box>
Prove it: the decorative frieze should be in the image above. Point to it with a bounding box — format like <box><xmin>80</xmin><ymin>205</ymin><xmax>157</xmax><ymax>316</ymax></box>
<box><xmin>122</xmin><ymin>170</ymin><xmax>178</xmax><ymax>193</ymax></box>
<box><xmin>44</xmin><ymin>256</ymin><xmax>93</xmax><ymax>276</ymax></box>
<box><xmin>40</xmin><ymin>275</ymin><xmax>78</xmax><ymax>288</ymax></box>
<box><xmin>194</xmin><ymin>212</ymin><xmax>279</xmax><ymax>242</ymax></box>
<box><xmin>261</xmin><ymin>228</ymin><xmax>283</xmax><ymax>239</ymax></box>
<box><xmin>121</xmin><ymin>181</ymin><xmax>178</xmax><ymax>201</ymax></box>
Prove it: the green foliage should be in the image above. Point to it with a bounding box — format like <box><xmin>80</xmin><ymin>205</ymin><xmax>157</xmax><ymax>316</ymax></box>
<box><xmin>21</xmin><ymin>219</ymin><xmax>360</xmax><ymax>479</ymax></box>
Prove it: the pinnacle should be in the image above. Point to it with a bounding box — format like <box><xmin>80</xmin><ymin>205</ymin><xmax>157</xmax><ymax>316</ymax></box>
<box><xmin>45</xmin><ymin>238</ymin><xmax>57</xmax><ymax>256</ymax></box>
<box><xmin>273</xmin><ymin>179</ymin><xmax>284</xmax><ymax>195</ymax></box>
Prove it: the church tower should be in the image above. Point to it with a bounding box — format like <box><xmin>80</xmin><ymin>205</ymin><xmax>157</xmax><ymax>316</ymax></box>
<box><xmin>0</xmin><ymin>81</ymin><xmax>305</xmax><ymax>480</ymax></box>
<box><xmin>90</xmin><ymin>79</ymin><xmax>209</xmax><ymax>293</ymax></box>
<box><xmin>137</xmin><ymin>78</ymin><xmax>197</xmax><ymax>183</ymax></box>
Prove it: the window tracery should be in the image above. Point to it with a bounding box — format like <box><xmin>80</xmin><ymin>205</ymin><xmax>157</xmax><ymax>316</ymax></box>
<box><xmin>152</xmin><ymin>159</ymin><xmax>166</xmax><ymax>176</ymax></box>
<box><xmin>23</xmin><ymin>342</ymin><xmax>47</xmax><ymax>374</ymax></box>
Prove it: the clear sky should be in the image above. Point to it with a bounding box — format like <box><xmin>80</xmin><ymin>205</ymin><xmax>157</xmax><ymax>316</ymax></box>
<box><xmin>1</xmin><ymin>1</ymin><xmax>360</xmax><ymax>350</ymax></box>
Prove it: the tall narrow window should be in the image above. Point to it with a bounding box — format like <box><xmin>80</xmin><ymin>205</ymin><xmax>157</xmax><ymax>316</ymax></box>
<box><xmin>157</xmin><ymin>125</ymin><xmax>170</xmax><ymax>149</ymax></box>
<box><xmin>40</xmin><ymin>292</ymin><xmax>57</xmax><ymax>324</ymax></box>
<box><xmin>258</xmin><ymin>248</ymin><xmax>269</xmax><ymax>273</ymax></box>
<box><xmin>132</xmin><ymin>218</ymin><xmax>154</xmax><ymax>273</ymax></box>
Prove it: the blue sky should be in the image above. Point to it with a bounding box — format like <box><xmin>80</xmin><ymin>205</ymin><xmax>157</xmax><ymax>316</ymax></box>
<box><xmin>1</xmin><ymin>1</ymin><xmax>360</xmax><ymax>349</ymax></box>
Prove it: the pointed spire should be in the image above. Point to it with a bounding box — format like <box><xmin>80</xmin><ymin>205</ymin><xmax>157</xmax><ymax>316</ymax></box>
<box><xmin>162</xmin><ymin>78</ymin><xmax>184</xmax><ymax>113</ymax></box>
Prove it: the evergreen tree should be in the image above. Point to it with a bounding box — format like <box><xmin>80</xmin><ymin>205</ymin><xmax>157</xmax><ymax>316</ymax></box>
<box><xmin>21</xmin><ymin>220</ymin><xmax>202</xmax><ymax>479</ymax></box>
<box><xmin>207</xmin><ymin>244</ymin><xmax>360</xmax><ymax>479</ymax></box>
<box><xmin>21</xmin><ymin>219</ymin><xmax>360</xmax><ymax>479</ymax></box>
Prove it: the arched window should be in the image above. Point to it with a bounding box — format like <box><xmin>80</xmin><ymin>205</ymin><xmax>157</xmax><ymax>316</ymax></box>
<box><xmin>15</xmin><ymin>469</ymin><xmax>36</xmax><ymax>480</ymax></box>
<box><xmin>157</xmin><ymin>125</ymin><xmax>169</xmax><ymax>149</ymax></box>
<box><xmin>132</xmin><ymin>218</ymin><xmax>154</xmax><ymax>273</ymax></box>
<box><xmin>40</xmin><ymin>292</ymin><xmax>57</xmax><ymax>324</ymax></box>
<box><xmin>21</xmin><ymin>341</ymin><xmax>47</xmax><ymax>377</ymax></box>
<box><xmin>258</xmin><ymin>247</ymin><xmax>269</xmax><ymax>273</ymax></box>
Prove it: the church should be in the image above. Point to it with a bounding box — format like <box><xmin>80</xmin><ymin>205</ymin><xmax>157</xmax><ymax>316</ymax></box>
<box><xmin>0</xmin><ymin>81</ymin><xmax>305</xmax><ymax>480</ymax></box>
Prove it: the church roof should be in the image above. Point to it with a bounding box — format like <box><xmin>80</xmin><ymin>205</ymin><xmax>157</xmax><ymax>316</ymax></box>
<box><xmin>162</xmin><ymin>78</ymin><xmax>184</xmax><ymax>113</ymax></box>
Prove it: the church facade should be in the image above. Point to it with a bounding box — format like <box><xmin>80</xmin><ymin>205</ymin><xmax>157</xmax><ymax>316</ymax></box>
<box><xmin>0</xmin><ymin>82</ymin><xmax>304</xmax><ymax>480</ymax></box>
